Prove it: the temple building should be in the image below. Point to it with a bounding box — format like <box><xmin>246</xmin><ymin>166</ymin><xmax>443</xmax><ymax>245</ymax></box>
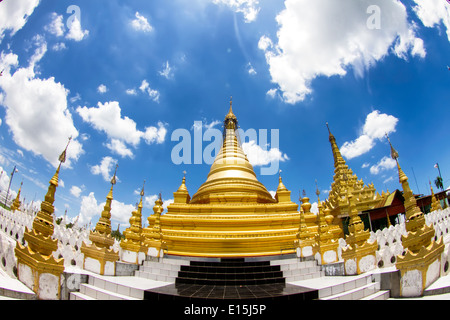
<box><xmin>2</xmin><ymin>100</ymin><xmax>450</xmax><ymax>302</ymax></box>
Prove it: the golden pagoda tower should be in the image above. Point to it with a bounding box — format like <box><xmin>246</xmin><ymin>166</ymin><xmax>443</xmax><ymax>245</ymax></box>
<box><xmin>14</xmin><ymin>138</ymin><xmax>71</xmax><ymax>300</ymax></box>
<box><xmin>81</xmin><ymin>165</ymin><xmax>120</xmax><ymax>275</ymax></box>
<box><xmin>385</xmin><ymin>136</ymin><xmax>445</xmax><ymax>296</ymax></box>
<box><xmin>313</xmin><ymin>185</ymin><xmax>340</xmax><ymax>265</ymax></box>
<box><xmin>120</xmin><ymin>181</ymin><xmax>147</xmax><ymax>264</ymax></box>
<box><xmin>145</xmin><ymin>100</ymin><xmax>301</xmax><ymax>257</ymax></box>
<box><xmin>10</xmin><ymin>181</ymin><xmax>23</xmax><ymax>212</ymax></box>
<box><xmin>341</xmin><ymin>177</ymin><xmax>378</xmax><ymax>275</ymax></box>
<box><xmin>295</xmin><ymin>191</ymin><xmax>316</xmax><ymax>258</ymax></box>
<box><xmin>142</xmin><ymin>193</ymin><xmax>166</xmax><ymax>258</ymax></box>
<box><xmin>430</xmin><ymin>181</ymin><xmax>443</xmax><ymax>212</ymax></box>
<box><xmin>324</xmin><ymin>123</ymin><xmax>386</xmax><ymax>238</ymax></box>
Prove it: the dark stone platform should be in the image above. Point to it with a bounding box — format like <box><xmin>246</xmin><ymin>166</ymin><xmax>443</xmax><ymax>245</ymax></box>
<box><xmin>144</xmin><ymin>258</ymin><xmax>319</xmax><ymax>302</ymax></box>
<box><xmin>144</xmin><ymin>283</ymin><xmax>318</xmax><ymax>301</ymax></box>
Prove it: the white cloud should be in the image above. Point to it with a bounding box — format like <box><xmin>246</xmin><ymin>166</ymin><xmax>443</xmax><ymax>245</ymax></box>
<box><xmin>340</xmin><ymin>135</ymin><xmax>375</xmax><ymax>160</ymax></box>
<box><xmin>52</xmin><ymin>42</ymin><xmax>66</xmax><ymax>51</ymax></box>
<box><xmin>0</xmin><ymin>0</ymin><xmax>40</xmax><ymax>42</ymax></box>
<box><xmin>90</xmin><ymin>156</ymin><xmax>118</xmax><ymax>182</ymax></box>
<box><xmin>66</xmin><ymin>16</ymin><xmax>89</xmax><ymax>41</ymax></box>
<box><xmin>77</xmin><ymin>100</ymin><xmax>167</xmax><ymax>154</ymax></box>
<box><xmin>105</xmin><ymin>139</ymin><xmax>134</xmax><ymax>158</ymax></box>
<box><xmin>242</xmin><ymin>140</ymin><xmax>289</xmax><ymax>166</ymax></box>
<box><xmin>97</xmin><ymin>84</ymin><xmax>107</xmax><ymax>94</ymax></box>
<box><xmin>412</xmin><ymin>0</ymin><xmax>450</xmax><ymax>41</ymax></box>
<box><xmin>258</xmin><ymin>0</ymin><xmax>426</xmax><ymax>104</ymax></box>
<box><xmin>159</xmin><ymin>61</ymin><xmax>173</xmax><ymax>79</ymax></box>
<box><xmin>143</xmin><ymin>121</ymin><xmax>167</xmax><ymax>145</ymax></box>
<box><xmin>139</xmin><ymin>79</ymin><xmax>160</xmax><ymax>102</ymax></box>
<box><xmin>70</xmin><ymin>185</ymin><xmax>83</xmax><ymax>198</ymax></box>
<box><xmin>77</xmin><ymin>101</ymin><xmax>143</xmax><ymax>146</ymax></box>
<box><xmin>212</xmin><ymin>0</ymin><xmax>260</xmax><ymax>23</ymax></box>
<box><xmin>130</xmin><ymin>12</ymin><xmax>153</xmax><ymax>32</ymax></box>
<box><xmin>77</xmin><ymin>190</ymin><xmax>141</xmax><ymax>227</ymax></box>
<box><xmin>77</xmin><ymin>192</ymin><xmax>102</xmax><ymax>226</ymax></box>
<box><xmin>340</xmin><ymin>110</ymin><xmax>398</xmax><ymax>160</ymax></box>
<box><xmin>45</xmin><ymin>13</ymin><xmax>65</xmax><ymax>37</ymax></box>
<box><xmin>125</xmin><ymin>88</ymin><xmax>137</xmax><ymax>95</ymax></box>
<box><xmin>246</xmin><ymin>62</ymin><xmax>257</xmax><ymax>75</ymax></box>
<box><xmin>370</xmin><ymin>156</ymin><xmax>397</xmax><ymax>175</ymax></box>
<box><xmin>266</xmin><ymin>88</ymin><xmax>278</xmax><ymax>99</ymax></box>
<box><xmin>0</xmin><ymin>45</ymin><xmax>83</xmax><ymax>168</ymax></box>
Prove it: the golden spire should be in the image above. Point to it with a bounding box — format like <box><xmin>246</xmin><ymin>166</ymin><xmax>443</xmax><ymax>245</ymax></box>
<box><xmin>386</xmin><ymin>134</ymin><xmax>433</xmax><ymax>250</ymax></box>
<box><xmin>277</xmin><ymin>170</ymin><xmax>287</xmax><ymax>192</ymax></box>
<box><xmin>190</xmin><ymin>100</ymin><xmax>274</xmax><ymax>204</ymax></box>
<box><xmin>11</xmin><ymin>181</ymin><xmax>23</xmax><ymax>212</ymax></box>
<box><xmin>33</xmin><ymin>137</ymin><xmax>71</xmax><ymax>239</ymax></box>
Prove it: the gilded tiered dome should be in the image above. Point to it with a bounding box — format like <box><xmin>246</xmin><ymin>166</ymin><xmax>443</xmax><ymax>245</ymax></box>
<box><xmin>147</xmin><ymin>100</ymin><xmax>305</xmax><ymax>257</ymax></box>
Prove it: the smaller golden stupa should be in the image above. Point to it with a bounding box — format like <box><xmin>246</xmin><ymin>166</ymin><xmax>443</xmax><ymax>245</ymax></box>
<box><xmin>341</xmin><ymin>181</ymin><xmax>378</xmax><ymax>275</ymax></box>
<box><xmin>10</xmin><ymin>181</ymin><xmax>23</xmax><ymax>212</ymax></box>
<box><xmin>312</xmin><ymin>186</ymin><xmax>340</xmax><ymax>265</ymax></box>
<box><xmin>142</xmin><ymin>193</ymin><xmax>166</xmax><ymax>258</ymax></box>
<box><xmin>81</xmin><ymin>165</ymin><xmax>119</xmax><ymax>275</ymax></box>
<box><xmin>120</xmin><ymin>181</ymin><xmax>147</xmax><ymax>264</ymax></box>
<box><xmin>14</xmin><ymin>138</ymin><xmax>71</xmax><ymax>300</ymax></box>
<box><xmin>386</xmin><ymin>135</ymin><xmax>444</xmax><ymax>296</ymax></box>
<box><xmin>430</xmin><ymin>182</ymin><xmax>443</xmax><ymax>212</ymax></box>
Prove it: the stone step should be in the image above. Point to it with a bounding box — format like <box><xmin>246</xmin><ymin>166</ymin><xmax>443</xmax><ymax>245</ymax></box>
<box><xmin>361</xmin><ymin>290</ymin><xmax>390</xmax><ymax>300</ymax></box>
<box><xmin>284</xmin><ymin>271</ymin><xmax>324</xmax><ymax>282</ymax></box>
<box><xmin>79</xmin><ymin>283</ymin><xmax>140</xmax><ymax>300</ymax></box>
<box><xmin>321</xmin><ymin>282</ymin><xmax>380</xmax><ymax>300</ymax></box>
<box><xmin>87</xmin><ymin>275</ymin><xmax>145</xmax><ymax>299</ymax></box>
<box><xmin>70</xmin><ymin>291</ymin><xmax>96</xmax><ymax>300</ymax></box>
<box><xmin>134</xmin><ymin>270</ymin><xmax>177</xmax><ymax>283</ymax></box>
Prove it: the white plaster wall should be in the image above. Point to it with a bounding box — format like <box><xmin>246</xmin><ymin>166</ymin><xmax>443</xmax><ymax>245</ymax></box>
<box><xmin>426</xmin><ymin>258</ymin><xmax>441</xmax><ymax>289</ymax></box>
<box><xmin>121</xmin><ymin>249</ymin><xmax>138</xmax><ymax>264</ymax></box>
<box><xmin>302</xmin><ymin>246</ymin><xmax>313</xmax><ymax>258</ymax></box>
<box><xmin>39</xmin><ymin>273</ymin><xmax>59</xmax><ymax>300</ymax></box>
<box><xmin>147</xmin><ymin>247</ymin><xmax>159</xmax><ymax>257</ymax></box>
<box><xmin>345</xmin><ymin>258</ymin><xmax>357</xmax><ymax>275</ymax></box>
<box><xmin>401</xmin><ymin>269</ymin><xmax>423</xmax><ymax>297</ymax></box>
<box><xmin>104</xmin><ymin>261</ymin><xmax>115</xmax><ymax>275</ymax></box>
<box><xmin>18</xmin><ymin>262</ymin><xmax>34</xmax><ymax>291</ymax></box>
<box><xmin>323</xmin><ymin>250</ymin><xmax>337</xmax><ymax>264</ymax></box>
<box><xmin>138</xmin><ymin>252</ymin><xmax>146</xmax><ymax>264</ymax></box>
<box><xmin>359</xmin><ymin>254</ymin><xmax>375</xmax><ymax>273</ymax></box>
<box><xmin>84</xmin><ymin>257</ymin><xmax>101</xmax><ymax>274</ymax></box>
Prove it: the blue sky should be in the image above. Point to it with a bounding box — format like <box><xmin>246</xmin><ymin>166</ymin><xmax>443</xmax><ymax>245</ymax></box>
<box><xmin>0</xmin><ymin>0</ymin><xmax>449</xmax><ymax>231</ymax></box>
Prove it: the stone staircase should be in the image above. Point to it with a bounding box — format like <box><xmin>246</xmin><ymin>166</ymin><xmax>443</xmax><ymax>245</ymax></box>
<box><xmin>70</xmin><ymin>256</ymin><xmax>389</xmax><ymax>300</ymax></box>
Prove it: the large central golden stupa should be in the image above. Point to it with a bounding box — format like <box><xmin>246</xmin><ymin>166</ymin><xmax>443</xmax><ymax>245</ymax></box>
<box><xmin>147</xmin><ymin>101</ymin><xmax>310</xmax><ymax>258</ymax></box>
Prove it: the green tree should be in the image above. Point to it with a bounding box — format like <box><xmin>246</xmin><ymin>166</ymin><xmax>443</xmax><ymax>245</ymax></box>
<box><xmin>435</xmin><ymin>176</ymin><xmax>444</xmax><ymax>191</ymax></box>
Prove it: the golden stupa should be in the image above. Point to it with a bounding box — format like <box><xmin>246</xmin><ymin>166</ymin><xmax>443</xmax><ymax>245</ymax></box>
<box><xmin>324</xmin><ymin>123</ymin><xmax>388</xmax><ymax>236</ymax></box>
<box><xmin>146</xmin><ymin>100</ymin><xmax>309</xmax><ymax>258</ymax></box>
